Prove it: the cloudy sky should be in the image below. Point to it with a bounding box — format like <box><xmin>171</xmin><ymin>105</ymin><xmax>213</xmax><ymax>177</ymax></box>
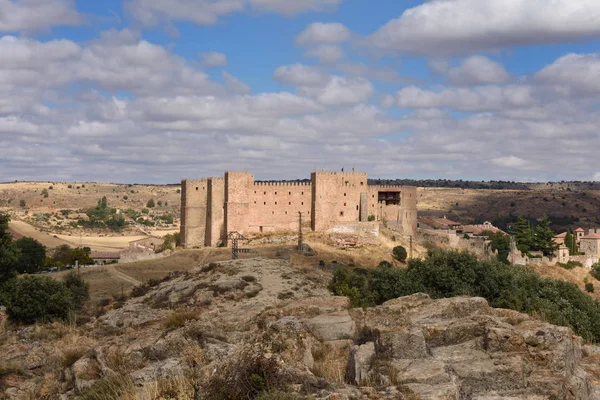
<box><xmin>1</xmin><ymin>0</ymin><xmax>600</xmax><ymax>183</ymax></box>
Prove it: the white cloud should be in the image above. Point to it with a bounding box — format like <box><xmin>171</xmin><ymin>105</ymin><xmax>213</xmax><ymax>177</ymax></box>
<box><xmin>273</xmin><ymin>64</ymin><xmax>327</xmax><ymax>87</ymax></box>
<box><xmin>249</xmin><ymin>0</ymin><xmax>343</xmax><ymax>16</ymax></box>
<box><xmin>397</xmin><ymin>85</ymin><xmax>534</xmax><ymax>112</ymax></box>
<box><xmin>535</xmin><ymin>53</ymin><xmax>600</xmax><ymax>95</ymax></box>
<box><xmin>125</xmin><ymin>0</ymin><xmax>245</xmax><ymax>26</ymax></box>
<box><xmin>296</xmin><ymin>22</ymin><xmax>351</xmax><ymax>46</ymax></box>
<box><xmin>447</xmin><ymin>56</ymin><xmax>511</xmax><ymax>85</ymax></box>
<box><xmin>0</xmin><ymin>0</ymin><xmax>82</xmax><ymax>32</ymax></box>
<box><xmin>201</xmin><ymin>51</ymin><xmax>228</xmax><ymax>67</ymax></box>
<box><xmin>369</xmin><ymin>0</ymin><xmax>600</xmax><ymax>56</ymax></box>
<box><xmin>300</xmin><ymin>76</ymin><xmax>373</xmax><ymax>105</ymax></box>
<box><xmin>491</xmin><ymin>156</ymin><xmax>531</xmax><ymax>169</ymax></box>
<box><xmin>222</xmin><ymin>72</ymin><xmax>251</xmax><ymax>94</ymax></box>
<box><xmin>306</xmin><ymin>44</ymin><xmax>344</xmax><ymax>64</ymax></box>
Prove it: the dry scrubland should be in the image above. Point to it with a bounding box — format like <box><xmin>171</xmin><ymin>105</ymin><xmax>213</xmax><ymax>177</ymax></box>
<box><xmin>2</xmin><ymin>257</ymin><xmax>600</xmax><ymax>399</ymax></box>
<box><xmin>418</xmin><ymin>187</ymin><xmax>600</xmax><ymax>228</ymax></box>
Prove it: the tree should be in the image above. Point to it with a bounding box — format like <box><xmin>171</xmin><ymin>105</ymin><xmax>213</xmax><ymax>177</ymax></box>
<box><xmin>482</xmin><ymin>231</ymin><xmax>510</xmax><ymax>264</ymax></box>
<box><xmin>513</xmin><ymin>217</ymin><xmax>534</xmax><ymax>254</ymax></box>
<box><xmin>5</xmin><ymin>275</ymin><xmax>72</xmax><ymax>323</ymax></box>
<box><xmin>15</xmin><ymin>237</ymin><xmax>46</xmax><ymax>274</ymax></box>
<box><xmin>0</xmin><ymin>213</ymin><xmax>20</xmax><ymax>284</ymax></box>
<box><xmin>19</xmin><ymin>199</ymin><xmax>25</xmax><ymax>208</ymax></box>
<box><xmin>392</xmin><ymin>245</ymin><xmax>408</xmax><ymax>262</ymax></box>
<box><xmin>147</xmin><ymin>199</ymin><xmax>155</xmax><ymax>208</ymax></box>
<box><xmin>63</xmin><ymin>272</ymin><xmax>89</xmax><ymax>310</ymax></box>
<box><xmin>160</xmin><ymin>234</ymin><xmax>177</xmax><ymax>252</ymax></box>
<box><xmin>534</xmin><ymin>216</ymin><xmax>558</xmax><ymax>257</ymax></box>
<box><xmin>41</xmin><ymin>188</ymin><xmax>49</xmax><ymax>198</ymax></box>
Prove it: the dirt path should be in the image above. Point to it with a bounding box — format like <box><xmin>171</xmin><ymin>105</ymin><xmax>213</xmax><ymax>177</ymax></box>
<box><xmin>9</xmin><ymin>219</ymin><xmax>149</xmax><ymax>252</ymax></box>
<box><xmin>105</xmin><ymin>264</ymin><xmax>141</xmax><ymax>286</ymax></box>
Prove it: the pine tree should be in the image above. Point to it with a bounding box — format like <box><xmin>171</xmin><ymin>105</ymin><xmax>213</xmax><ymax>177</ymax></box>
<box><xmin>535</xmin><ymin>216</ymin><xmax>558</xmax><ymax>257</ymax></box>
<box><xmin>514</xmin><ymin>217</ymin><xmax>533</xmax><ymax>254</ymax></box>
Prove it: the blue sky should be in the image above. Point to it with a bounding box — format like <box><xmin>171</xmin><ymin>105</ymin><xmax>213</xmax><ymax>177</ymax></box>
<box><xmin>1</xmin><ymin>0</ymin><xmax>600</xmax><ymax>183</ymax></box>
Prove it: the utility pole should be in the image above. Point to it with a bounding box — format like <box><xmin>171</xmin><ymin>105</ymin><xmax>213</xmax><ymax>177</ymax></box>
<box><xmin>227</xmin><ymin>231</ymin><xmax>247</xmax><ymax>260</ymax></box>
<box><xmin>298</xmin><ymin>212</ymin><xmax>303</xmax><ymax>253</ymax></box>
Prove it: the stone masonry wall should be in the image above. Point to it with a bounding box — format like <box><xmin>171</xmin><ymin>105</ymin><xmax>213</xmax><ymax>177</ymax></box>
<box><xmin>182</xmin><ymin>171</ymin><xmax>417</xmax><ymax>248</ymax></box>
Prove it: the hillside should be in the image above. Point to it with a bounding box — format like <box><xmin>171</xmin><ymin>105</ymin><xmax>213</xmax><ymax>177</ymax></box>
<box><xmin>2</xmin><ymin>257</ymin><xmax>600</xmax><ymax>399</ymax></box>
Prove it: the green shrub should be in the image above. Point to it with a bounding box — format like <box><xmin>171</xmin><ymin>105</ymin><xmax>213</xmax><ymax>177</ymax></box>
<box><xmin>558</xmin><ymin>261</ymin><xmax>583</xmax><ymax>270</ymax></box>
<box><xmin>63</xmin><ymin>272</ymin><xmax>90</xmax><ymax>310</ymax></box>
<box><xmin>6</xmin><ymin>276</ymin><xmax>73</xmax><ymax>324</ymax></box>
<box><xmin>329</xmin><ymin>249</ymin><xmax>600</xmax><ymax>342</ymax></box>
<box><xmin>586</xmin><ymin>283</ymin><xmax>595</xmax><ymax>293</ymax></box>
<box><xmin>392</xmin><ymin>246</ymin><xmax>407</xmax><ymax>262</ymax></box>
<box><xmin>147</xmin><ymin>199</ymin><xmax>155</xmax><ymax>208</ymax></box>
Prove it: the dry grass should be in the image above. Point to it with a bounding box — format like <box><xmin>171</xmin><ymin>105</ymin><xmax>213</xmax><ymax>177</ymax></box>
<box><xmin>163</xmin><ymin>310</ymin><xmax>199</xmax><ymax>331</ymax></box>
<box><xmin>311</xmin><ymin>343</ymin><xmax>350</xmax><ymax>385</ymax></box>
<box><xmin>527</xmin><ymin>263</ymin><xmax>600</xmax><ymax>300</ymax></box>
<box><xmin>116</xmin><ymin>249</ymin><xmax>230</xmax><ymax>282</ymax></box>
<box><xmin>55</xmin><ymin>267</ymin><xmax>135</xmax><ymax>301</ymax></box>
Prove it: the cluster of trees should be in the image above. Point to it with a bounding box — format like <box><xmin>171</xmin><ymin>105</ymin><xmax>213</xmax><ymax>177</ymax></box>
<box><xmin>513</xmin><ymin>216</ymin><xmax>558</xmax><ymax>257</ymax></box>
<box><xmin>81</xmin><ymin>196</ymin><xmax>125</xmax><ymax>231</ymax></box>
<box><xmin>329</xmin><ymin>249</ymin><xmax>600</xmax><ymax>342</ymax></box>
<box><xmin>0</xmin><ymin>214</ymin><xmax>90</xmax><ymax>323</ymax></box>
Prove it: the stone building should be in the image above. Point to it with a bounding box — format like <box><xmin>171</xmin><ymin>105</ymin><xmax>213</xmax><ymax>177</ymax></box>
<box><xmin>180</xmin><ymin>171</ymin><xmax>417</xmax><ymax>248</ymax></box>
<box><xmin>580</xmin><ymin>234</ymin><xmax>600</xmax><ymax>258</ymax></box>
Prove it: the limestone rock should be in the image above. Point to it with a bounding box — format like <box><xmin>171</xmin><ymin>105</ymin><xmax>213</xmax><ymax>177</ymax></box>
<box><xmin>304</xmin><ymin>311</ymin><xmax>356</xmax><ymax>341</ymax></box>
<box><xmin>346</xmin><ymin>342</ymin><xmax>375</xmax><ymax>385</ymax></box>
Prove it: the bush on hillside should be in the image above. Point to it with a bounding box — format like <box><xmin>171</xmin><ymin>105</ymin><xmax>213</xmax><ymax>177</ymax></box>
<box><xmin>329</xmin><ymin>249</ymin><xmax>600</xmax><ymax>342</ymax></box>
<box><xmin>63</xmin><ymin>272</ymin><xmax>90</xmax><ymax>310</ymax></box>
<box><xmin>6</xmin><ymin>276</ymin><xmax>73</xmax><ymax>323</ymax></box>
<box><xmin>392</xmin><ymin>246</ymin><xmax>407</xmax><ymax>262</ymax></box>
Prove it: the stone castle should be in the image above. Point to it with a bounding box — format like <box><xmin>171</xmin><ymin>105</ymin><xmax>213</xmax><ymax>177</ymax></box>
<box><xmin>180</xmin><ymin>171</ymin><xmax>417</xmax><ymax>248</ymax></box>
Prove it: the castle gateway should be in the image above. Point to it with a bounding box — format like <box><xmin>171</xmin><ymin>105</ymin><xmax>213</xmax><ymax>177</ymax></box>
<box><xmin>180</xmin><ymin>171</ymin><xmax>417</xmax><ymax>248</ymax></box>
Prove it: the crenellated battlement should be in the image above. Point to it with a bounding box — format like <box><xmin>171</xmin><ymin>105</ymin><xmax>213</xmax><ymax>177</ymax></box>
<box><xmin>368</xmin><ymin>185</ymin><xmax>408</xmax><ymax>190</ymax></box>
<box><xmin>254</xmin><ymin>181</ymin><xmax>312</xmax><ymax>187</ymax></box>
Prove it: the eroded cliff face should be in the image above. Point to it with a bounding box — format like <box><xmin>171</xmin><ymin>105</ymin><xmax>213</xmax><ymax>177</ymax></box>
<box><xmin>1</xmin><ymin>258</ymin><xmax>600</xmax><ymax>399</ymax></box>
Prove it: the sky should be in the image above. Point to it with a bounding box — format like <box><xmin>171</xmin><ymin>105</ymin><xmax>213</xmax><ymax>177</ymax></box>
<box><xmin>1</xmin><ymin>0</ymin><xmax>600</xmax><ymax>184</ymax></box>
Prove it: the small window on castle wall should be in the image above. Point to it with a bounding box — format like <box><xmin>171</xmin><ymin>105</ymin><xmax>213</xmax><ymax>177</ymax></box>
<box><xmin>289</xmin><ymin>202</ymin><xmax>291</xmax><ymax>205</ymax></box>
<box><xmin>285</xmin><ymin>211</ymin><xmax>288</xmax><ymax>215</ymax></box>
<box><xmin>302</xmin><ymin>192</ymin><xmax>304</xmax><ymax>195</ymax></box>
<box><xmin>264</xmin><ymin>202</ymin><xmax>266</xmax><ymax>205</ymax></box>
<box><xmin>264</xmin><ymin>192</ymin><xmax>266</xmax><ymax>195</ymax></box>
<box><xmin>289</xmin><ymin>192</ymin><xmax>291</xmax><ymax>195</ymax></box>
<box><xmin>275</xmin><ymin>192</ymin><xmax>277</xmax><ymax>195</ymax></box>
<box><xmin>344</xmin><ymin>193</ymin><xmax>346</xmax><ymax>196</ymax></box>
<box><xmin>356</xmin><ymin>205</ymin><xmax>359</xmax><ymax>210</ymax></box>
<box><xmin>301</xmin><ymin>202</ymin><xmax>304</xmax><ymax>205</ymax></box>
<box><xmin>361</xmin><ymin>182</ymin><xmax>364</xmax><ymax>186</ymax></box>
<box><xmin>344</xmin><ymin>203</ymin><xmax>346</xmax><ymax>207</ymax></box>
<box><xmin>275</xmin><ymin>202</ymin><xmax>278</xmax><ymax>205</ymax></box>
<box><xmin>340</xmin><ymin>211</ymin><xmax>344</xmax><ymax>216</ymax></box>
<box><xmin>196</xmin><ymin>187</ymin><xmax>199</xmax><ymax>191</ymax></box>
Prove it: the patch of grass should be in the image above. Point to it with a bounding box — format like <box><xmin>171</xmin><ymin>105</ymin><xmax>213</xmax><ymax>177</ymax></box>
<box><xmin>163</xmin><ymin>310</ymin><xmax>199</xmax><ymax>331</ymax></box>
<box><xmin>311</xmin><ymin>344</ymin><xmax>349</xmax><ymax>385</ymax></box>
<box><xmin>204</xmin><ymin>348</ymin><xmax>290</xmax><ymax>400</ymax></box>
<box><xmin>558</xmin><ymin>260</ymin><xmax>584</xmax><ymax>270</ymax></box>
<box><xmin>80</xmin><ymin>373</ymin><xmax>134</xmax><ymax>400</ymax></box>
<box><xmin>201</xmin><ymin>262</ymin><xmax>219</xmax><ymax>273</ymax></box>
<box><xmin>0</xmin><ymin>364</ymin><xmax>26</xmax><ymax>378</ymax></box>
<box><xmin>59</xmin><ymin>348</ymin><xmax>88</xmax><ymax>368</ymax></box>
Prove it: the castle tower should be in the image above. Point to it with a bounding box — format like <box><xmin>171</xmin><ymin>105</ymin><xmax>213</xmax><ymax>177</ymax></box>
<box><xmin>180</xmin><ymin>179</ymin><xmax>208</xmax><ymax>248</ymax></box>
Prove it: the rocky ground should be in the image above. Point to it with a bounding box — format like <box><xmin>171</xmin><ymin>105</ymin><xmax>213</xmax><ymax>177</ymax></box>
<box><xmin>1</xmin><ymin>257</ymin><xmax>600</xmax><ymax>399</ymax></box>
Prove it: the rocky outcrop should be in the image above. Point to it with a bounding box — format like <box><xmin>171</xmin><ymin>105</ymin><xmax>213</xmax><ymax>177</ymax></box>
<box><xmin>348</xmin><ymin>293</ymin><xmax>600</xmax><ymax>399</ymax></box>
<box><xmin>2</xmin><ymin>258</ymin><xmax>600</xmax><ymax>400</ymax></box>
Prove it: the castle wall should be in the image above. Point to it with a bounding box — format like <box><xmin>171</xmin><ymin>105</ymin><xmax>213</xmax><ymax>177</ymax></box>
<box><xmin>180</xmin><ymin>179</ymin><xmax>207</xmax><ymax>248</ymax></box>
<box><xmin>246</xmin><ymin>182</ymin><xmax>312</xmax><ymax>233</ymax></box>
<box><xmin>311</xmin><ymin>172</ymin><xmax>367</xmax><ymax>231</ymax></box>
<box><xmin>224</xmin><ymin>171</ymin><xmax>252</xmax><ymax>237</ymax></box>
<box><xmin>207</xmin><ymin>178</ymin><xmax>225</xmax><ymax>247</ymax></box>
<box><xmin>367</xmin><ymin>185</ymin><xmax>417</xmax><ymax>235</ymax></box>
<box><xmin>182</xmin><ymin>171</ymin><xmax>418</xmax><ymax>248</ymax></box>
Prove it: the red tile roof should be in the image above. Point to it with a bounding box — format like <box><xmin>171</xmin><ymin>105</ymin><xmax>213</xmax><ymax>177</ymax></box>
<box><xmin>575</xmin><ymin>227</ymin><xmax>585</xmax><ymax>232</ymax></box>
<box><xmin>582</xmin><ymin>234</ymin><xmax>600</xmax><ymax>240</ymax></box>
<box><xmin>554</xmin><ymin>232</ymin><xmax>567</xmax><ymax>238</ymax></box>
